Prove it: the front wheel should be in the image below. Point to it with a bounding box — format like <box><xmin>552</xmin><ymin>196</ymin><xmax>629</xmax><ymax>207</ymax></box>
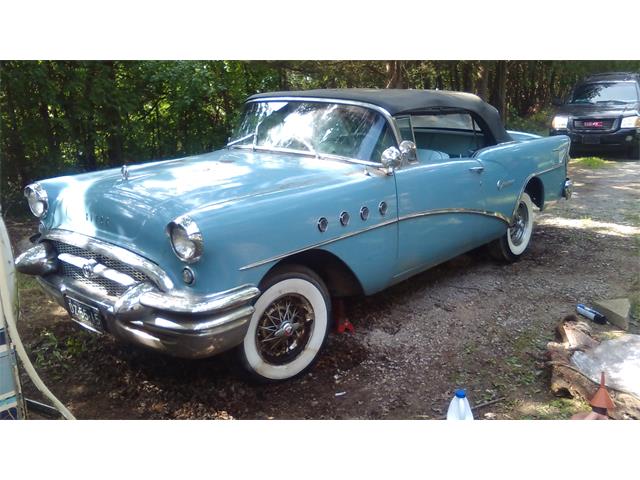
<box><xmin>239</xmin><ymin>265</ymin><xmax>331</xmax><ymax>382</ymax></box>
<box><xmin>489</xmin><ymin>192</ymin><xmax>535</xmax><ymax>262</ymax></box>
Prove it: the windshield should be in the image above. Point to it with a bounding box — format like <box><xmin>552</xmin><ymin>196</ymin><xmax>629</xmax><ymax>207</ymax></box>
<box><xmin>228</xmin><ymin>101</ymin><xmax>396</xmax><ymax>163</ymax></box>
<box><xmin>570</xmin><ymin>82</ymin><xmax>639</xmax><ymax>105</ymax></box>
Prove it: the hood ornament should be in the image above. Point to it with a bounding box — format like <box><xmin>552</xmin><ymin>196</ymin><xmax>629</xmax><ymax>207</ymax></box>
<box><xmin>121</xmin><ymin>164</ymin><xmax>129</xmax><ymax>181</ymax></box>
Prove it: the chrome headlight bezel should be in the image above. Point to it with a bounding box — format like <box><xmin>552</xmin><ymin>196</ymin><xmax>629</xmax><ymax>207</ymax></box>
<box><xmin>166</xmin><ymin>215</ymin><xmax>204</xmax><ymax>264</ymax></box>
<box><xmin>620</xmin><ymin>115</ymin><xmax>640</xmax><ymax>129</ymax></box>
<box><xmin>24</xmin><ymin>183</ymin><xmax>48</xmax><ymax>218</ymax></box>
<box><xmin>551</xmin><ymin>115</ymin><xmax>569</xmax><ymax>130</ymax></box>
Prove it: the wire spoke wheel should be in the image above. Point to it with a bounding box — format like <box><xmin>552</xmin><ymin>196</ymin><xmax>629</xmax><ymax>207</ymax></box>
<box><xmin>240</xmin><ymin>265</ymin><xmax>331</xmax><ymax>382</ymax></box>
<box><xmin>256</xmin><ymin>294</ymin><xmax>314</xmax><ymax>365</ymax></box>
<box><xmin>509</xmin><ymin>201</ymin><xmax>529</xmax><ymax>246</ymax></box>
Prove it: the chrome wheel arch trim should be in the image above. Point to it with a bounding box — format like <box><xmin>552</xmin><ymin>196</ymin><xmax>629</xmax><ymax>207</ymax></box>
<box><xmin>41</xmin><ymin>229</ymin><xmax>175</xmax><ymax>291</ymax></box>
<box><xmin>512</xmin><ymin>163</ymin><xmax>565</xmax><ymax>218</ymax></box>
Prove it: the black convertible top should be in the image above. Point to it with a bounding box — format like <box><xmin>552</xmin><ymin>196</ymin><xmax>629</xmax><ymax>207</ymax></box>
<box><xmin>248</xmin><ymin>88</ymin><xmax>511</xmax><ymax>143</ymax></box>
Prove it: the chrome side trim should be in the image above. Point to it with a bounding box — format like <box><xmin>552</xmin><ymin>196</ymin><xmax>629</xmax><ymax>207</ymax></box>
<box><xmin>398</xmin><ymin>208</ymin><xmax>511</xmax><ymax>225</ymax></box>
<box><xmin>239</xmin><ymin>207</ymin><xmax>515</xmax><ymax>271</ymax></box>
<box><xmin>139</xmin><ymin>284</ymin><xmax>260</xmax><ymax>315</ymax></box>
<box><xmin>245</xmin><ymin>96</ymin><xmax>402</xmax><ymax>152</ymax></box>
<box><xmin>239</xmin><ymin>218</ymin><xmax>398</xmax><ymax>270</ymax></box>
<box><xmin>497</xmin><ymin>179</ymin><xmax>515</xmax><ymax>191</ymax></box>
<box><xmin>42</xmin><ymin>229</ymin><xmax>174</xmax><ymax>291</ymax></box>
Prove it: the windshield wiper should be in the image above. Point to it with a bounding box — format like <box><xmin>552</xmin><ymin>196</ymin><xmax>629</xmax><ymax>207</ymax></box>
<box><xmin>226</xmin><ymin>133</ymin><xmax>254</xmax><ymax>148</ymax></box>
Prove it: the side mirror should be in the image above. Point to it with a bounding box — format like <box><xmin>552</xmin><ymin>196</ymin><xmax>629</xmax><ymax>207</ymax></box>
<box><xmin>399</xmin><ymin>140</ymin><xmax>417</xmax><ymax>164</ymax></box>
<box><xmin>381</xmin><ymin>146</ymin><xmax>401</xmax><ymax>174</ymax></box>
<box><xmin>551</xmin><ymin>97</ymin><xmax>563</xmax><ymax>107</ymax></box>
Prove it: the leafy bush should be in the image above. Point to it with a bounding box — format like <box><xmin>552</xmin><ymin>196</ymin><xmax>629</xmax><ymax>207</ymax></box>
<box><xmin>506</xmin><ymin>107</ymin><xmax>553</xmax><ymax>136</ymax></box>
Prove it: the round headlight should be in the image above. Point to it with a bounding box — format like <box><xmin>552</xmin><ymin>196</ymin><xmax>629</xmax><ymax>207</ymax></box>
<box><xmin>24</xmin><ymin>183</ymin><xmax>48</xmax><ymax>218</ymax></box>
<box><xmin>167</xmin><ymin>215</ymin><xmax>204</xmax><ymax>263</ymax></box>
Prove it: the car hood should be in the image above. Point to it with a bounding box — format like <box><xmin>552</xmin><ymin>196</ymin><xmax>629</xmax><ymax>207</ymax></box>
<box><xmin>40</xmin><ymin>149</ymin><xmax>363</xmax><ymax>250</ymax></box>
<box><xmin>555</xmin><ymin>102</ymin><xmax>640</xmax><ymax>117</ymax></box>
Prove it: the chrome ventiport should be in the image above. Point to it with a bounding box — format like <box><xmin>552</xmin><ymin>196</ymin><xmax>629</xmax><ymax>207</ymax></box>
<box><xmin>339</xmin><ymin>211</ymin><xmax>350</xmax><ymax>226</ymax></box>
<box><xmin>378</xmin><ymin>201</ymin><xmax>388</xmax><ymax>216</ymax></box>
<box><xmin>317</xmin><ymin>217</ymin><xmax>328</xmax><ymax>232</ymax></box>
<box><xmin>360</xmin><ymin>206</ymin><xmax>369</xmax><ymax>221</ymax></box>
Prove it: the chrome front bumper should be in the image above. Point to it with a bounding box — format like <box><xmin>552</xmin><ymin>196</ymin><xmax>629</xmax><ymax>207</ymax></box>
<box><xmin>16</xmin><ymin>241</ymin><xmax>260</xmax><ymax>359</ymax></box>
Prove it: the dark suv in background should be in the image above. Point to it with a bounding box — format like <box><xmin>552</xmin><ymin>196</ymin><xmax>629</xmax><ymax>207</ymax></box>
<box><xmin>549</xmin><ymin>72</ymin><xmax>640</xmax><ymax>159</ymax></box>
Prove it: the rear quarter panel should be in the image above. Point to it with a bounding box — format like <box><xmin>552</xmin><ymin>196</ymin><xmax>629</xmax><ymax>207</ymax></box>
<box><xmin>475</xmin><ymin>134</ymin><xmax>570</xmax><ymax>220</ymax></box>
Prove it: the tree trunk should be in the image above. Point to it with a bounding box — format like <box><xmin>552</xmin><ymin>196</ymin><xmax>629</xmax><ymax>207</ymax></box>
<box><xmin>494</xmin><ymin>61</ymin><xmax>508</xmax><ymax>124</ymax></box>
<box><xmin>462</xmin><ymin>61</ymin><xmax>474</xmax><ymax>92</ymax></box>
<box><xmin>385</xmin><ymin>61</ymin><xmax>406</xmax><ymax>89</ymax></box>
<box><xmin>475</xmin><ymin>61</ymin><xmax>490</xmax><ymax>101</ymax></box>
<box><xmin>104</xmin><ymin>61</ymin><xmax>124</xmax><ymax>167</ymax></box>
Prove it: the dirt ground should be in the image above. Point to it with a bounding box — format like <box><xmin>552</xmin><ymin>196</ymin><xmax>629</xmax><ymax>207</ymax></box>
<box><xmin>8</xmin><ymin>157</ymin><xmax>640</xmax><ymax>420</ymax></box>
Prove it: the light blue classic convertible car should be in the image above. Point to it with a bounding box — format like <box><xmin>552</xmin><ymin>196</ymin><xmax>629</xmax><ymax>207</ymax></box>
<box><xmin>16</xmin><ymin>89</ymin><xmax>572</xmax><ymax>381</ymax></box>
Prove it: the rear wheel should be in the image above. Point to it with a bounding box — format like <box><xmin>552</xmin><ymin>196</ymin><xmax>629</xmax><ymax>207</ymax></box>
<box><xmin>239</xmin><ymin>265</ymin><xmax>331</xmax><ymax>382</ymax></box>
<box><xmin>489</xmin><ymin>192</ymin><xmax>534</xmax><ymax>262</ymax></box>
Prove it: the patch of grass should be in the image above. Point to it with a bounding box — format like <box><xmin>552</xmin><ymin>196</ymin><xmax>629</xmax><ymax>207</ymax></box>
<box><xmin>520</xmin><ymin>397</ymin><xmax>590</xmax><ymax>420</ymax></box>
<box><xmin>17</xmin><ymin>272</ymin><xmax>39</xmax><ymax>291</ymax></box>
<box><xmin>30</xmin><ymin>328</ymin><xmax>93</xmax><ymax>375</ymax></box>
<box><xmin>571</xmin><ymin>156</ymin><xmax>613</xmax><ymax>169</ymax></box>
<box><xmin>622</xmin><ymin>211</ymin><xmax>640</xmax><ymax>227</ymax></box>
<box><xmin>630</xmin><ymin>291</ymin><xmax>640</xmax><ymax>321</ymax></box>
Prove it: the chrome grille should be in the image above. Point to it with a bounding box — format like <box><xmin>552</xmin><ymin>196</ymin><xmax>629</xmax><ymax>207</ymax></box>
<box><xmin>573</xmin><ymin>118</ymin><xmax>615</xmax><ymax>130</ymax></box>
<box><xmin>52</xmin><ymin>241</ymin><xmax>151</xmax><ymax>297</ymax></box>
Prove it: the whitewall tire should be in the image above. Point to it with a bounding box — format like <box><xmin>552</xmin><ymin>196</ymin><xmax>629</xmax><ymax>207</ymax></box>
<box><xmin>490</xmin><ymin>192</ymin><xmax>535</xmax><ymax>262</ymax></box>
<box><xmin>239</xmin><ymin>265</ymin><xmax>331</xmax><ymax>382</ymax></box>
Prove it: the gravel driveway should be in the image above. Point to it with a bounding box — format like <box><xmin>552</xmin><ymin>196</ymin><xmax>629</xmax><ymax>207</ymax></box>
<box><xmin>12</xmin><ymin>159</ymin><xmax>640</xmax><ymax>419</ymax></box>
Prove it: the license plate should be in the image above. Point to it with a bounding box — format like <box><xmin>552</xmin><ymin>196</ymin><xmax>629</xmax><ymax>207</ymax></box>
<box><xmin>583</xmin><ymin>135</ymin><xmax>601</xmax><ymax>144</ymax></box>
<box><xmin>66</xmin><ymin>297</ymin><xmax>104</xmax><ymax>333</ymax></box>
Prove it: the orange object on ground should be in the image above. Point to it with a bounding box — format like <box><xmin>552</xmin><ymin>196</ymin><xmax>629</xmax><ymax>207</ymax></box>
<box><xmin>590</xmin><ymin>371</ymin><xmax>615</xmax><ymax>412</ymax></box>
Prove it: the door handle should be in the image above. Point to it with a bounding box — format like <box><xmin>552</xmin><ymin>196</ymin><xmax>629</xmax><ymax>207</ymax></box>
<box><xmin>468</xmin><ymin>166</ymin><xmax>484</xmax><ymax>174</ymax></box>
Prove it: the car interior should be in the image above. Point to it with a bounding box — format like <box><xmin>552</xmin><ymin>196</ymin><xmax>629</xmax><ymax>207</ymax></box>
<box><xmin>404</xmin><ymin>111</ymin><xmax>491</xmax><ymax>162</ymax></box>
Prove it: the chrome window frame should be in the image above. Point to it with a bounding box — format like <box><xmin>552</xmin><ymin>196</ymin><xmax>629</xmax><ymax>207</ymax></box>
<box><xmin>232</xmin><ymin>96</ymin><xmax>403</xmax><ymax>167</ymax></box>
